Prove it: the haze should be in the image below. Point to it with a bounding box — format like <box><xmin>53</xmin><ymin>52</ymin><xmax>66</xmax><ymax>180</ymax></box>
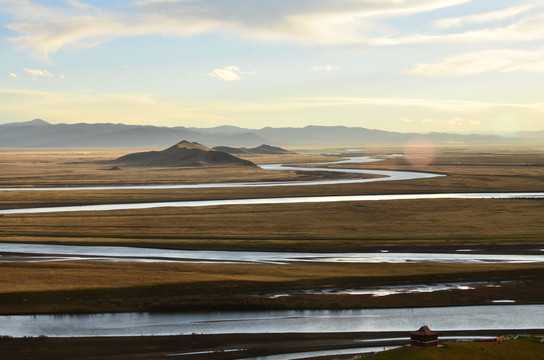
<box><xmin>1</xmin><ymin>0</ymin><xmax>544</xmax><ymax>135</ymax></box>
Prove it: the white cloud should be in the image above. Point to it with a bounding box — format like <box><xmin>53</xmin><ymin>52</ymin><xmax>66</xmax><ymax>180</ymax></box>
<box><xmin>23</xmin><ymin>68</ymin><xmax>54</xmax><ymax>77</ymax></box>
<box><xmin>2</xmin><ymin>0</ymin><xmax>480</xmax><ymax>58</ymax></box>
<box><xmin>207</xmin><ymin>65</ymin><xmax>256</xmax><ymax>81</ymax></box>
<box><xmin>372</xmin><ymin>11</ymin><xmax>544</xmax><ymax>46</ymax></box>
<box><xmin>208</xmin><ymin>68</ymin><xmax>241</xmax><ymax>82</ymax></box>
<box><xmin>408</xmin><ymin>48</ymin><xmax>544</xmax><ymax>76</ymax></box>
<box><xmin>8</xmin><ymin>72</ymin><xmax>18</xmax><ymax>78</ymax></box>
<box><xmin>310</xmin><ymin>65</ymin><xmax>339</xmax><ymax>72</ymax></box>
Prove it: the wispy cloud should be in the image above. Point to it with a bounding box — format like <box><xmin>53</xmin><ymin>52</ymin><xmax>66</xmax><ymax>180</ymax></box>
<box><xmin>2</xmin><ymin>0</ymin><xmax>480</xmax><ymax>59</ymax></box>
<box><xmin>408</xmin><ymin>48</ymin><xmax>544</xmax><ymax>76</ymax></box>
<box><xmin>8</xmin><ymin>72</ymin><xmax>18</xmax><ymax>78</ymax></box>
<box><xmin>371</xmin><ymin>10</ymin><xmax>544</xmax><ymax>46</ymax></box>
<box><xmin>23</xmin><ymin>68</ymin><xmax>54</xmax><ymax>77</ymax></box>
<box><xmin>434</xmin><ymin>5</ymin><xmax>535</xmax><ymax>29</ymax></box>
<box><xmin>207</xmin><ymin>66</ymin><xmax>256</xmax><ymax>81</ymax></box>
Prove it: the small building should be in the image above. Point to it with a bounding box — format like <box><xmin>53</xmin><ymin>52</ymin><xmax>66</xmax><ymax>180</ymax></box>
<box><xmin>410</xmin><ymin>326</ymin><xmax>439</xmax><ymax>347</ymax></box>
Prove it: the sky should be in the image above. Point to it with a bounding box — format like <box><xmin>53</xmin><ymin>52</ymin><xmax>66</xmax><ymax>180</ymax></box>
<box><xmin>1</xmin><ymin>0</ymin><xmax>544</xmax><ymax>134</ymax></box>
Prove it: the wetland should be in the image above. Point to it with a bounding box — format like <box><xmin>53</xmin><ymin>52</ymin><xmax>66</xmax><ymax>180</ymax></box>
<box><xmin>1</xmin><ymin>146</ymin><xmax>544</xmax><ymax>359</ymax></box>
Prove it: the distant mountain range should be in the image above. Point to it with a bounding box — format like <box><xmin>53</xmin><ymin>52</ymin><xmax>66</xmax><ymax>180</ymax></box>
<box><xmin>1</xmin><ymin>119</ymin><xmax>542</xmax><ymax>148</ymax></box>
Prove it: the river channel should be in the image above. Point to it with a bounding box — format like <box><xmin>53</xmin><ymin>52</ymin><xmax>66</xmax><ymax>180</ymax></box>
<box><xmin>2</xmin><ymin>305</ymin><xmax>543</xmax><ymax>337</ymax></box>
<box><xmin>0</xmin><ymin>156</ymin><xmax>441</xmax><ymax>192</ymax></box>
<box><xmin>1</xmin><ymin>155</ymin><xmax>542</xmax><ymax>214</ymax></box>
<box><xmin>1</xmin><ymin>242</ymin><xmax>543</xmax><ymax>264</ymax></box>
<box><xmin>2</xmin><ymin>155</ymin><xmax>543</xmax><ymax>343</ymax></box>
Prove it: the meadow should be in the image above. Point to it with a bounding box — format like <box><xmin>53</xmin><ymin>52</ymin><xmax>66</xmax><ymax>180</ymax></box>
<box><xmin>0</xmin><ymin>146</ymin><xmax>543</xmax><ymax>358</ymax></box>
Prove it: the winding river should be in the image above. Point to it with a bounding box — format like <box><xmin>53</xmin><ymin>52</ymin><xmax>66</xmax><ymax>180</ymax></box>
<box><xmin>0</xmin><ymin>156</ymin><xmax>440</xmax><ymax>192</ymax></box>
<box><xmin>2</xmin><ymin>154</ymin><xmax>543</xmax><ymax>342</ymax></box>
<box><xmin>0</xmin><ymin>155</ymin><xmax>542</xmax><ymax>215</ymax></box>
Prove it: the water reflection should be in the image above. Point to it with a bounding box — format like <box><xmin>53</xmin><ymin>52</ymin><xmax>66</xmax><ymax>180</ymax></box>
<box><xmin>1</xmin><ymin>192</ymin><xmax>544</xmax><ymax>215</ymax></box>
<box><xmin>301</xmin><ymin>281</ymin><xmax>510</xmax><ymax>297</ymax></box>
<box><xmin>2</xmin><ymin>305</ymin><xmax>543</xmax><ymax>337</ymax></box>
<box><xmin>1</xmin><ymin>243</ymin><xmax>543</xmax><ymax>264</ymax></box>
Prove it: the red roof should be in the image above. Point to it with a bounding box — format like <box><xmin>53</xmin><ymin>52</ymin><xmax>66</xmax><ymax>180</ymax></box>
<box><xmin>410</xmin><ymin>326</ymin><xmax>439</xmax><ymax>336</ymax></box>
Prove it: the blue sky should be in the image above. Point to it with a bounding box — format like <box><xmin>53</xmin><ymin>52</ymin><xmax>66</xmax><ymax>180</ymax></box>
<box><xmin>1</xmin><ymin>0</ymin><xmax>544</xmax><ymax>134</ymax></box>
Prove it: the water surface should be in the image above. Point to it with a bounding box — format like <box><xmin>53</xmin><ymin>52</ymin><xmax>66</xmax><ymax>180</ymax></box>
<box><xmin>2</xmin><ymin>305</ymin><xmax>542</xmax><ymax>337</ymax></box>
<box><xmin>1</xmin><ymin>243</ymin><xmax>543</xmax><ymax>264</ymax></box>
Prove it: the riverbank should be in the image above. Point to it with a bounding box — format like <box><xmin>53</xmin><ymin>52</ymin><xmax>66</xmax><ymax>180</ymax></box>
<box><xmin>1</xmin><ymin>330</ymin><xmax>543</xmax><ymax>360</ymax></box>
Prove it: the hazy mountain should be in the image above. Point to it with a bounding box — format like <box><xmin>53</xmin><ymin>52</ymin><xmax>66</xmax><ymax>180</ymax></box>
<box><xmin>1</xmin><ymin>119</ymin><xmax>542</xmax><ymax>148</ymax></box>
<box><xmin>213</xmin><ymin>144</ymin><xmax>292</xmax><ymax>154</ymax></box>
<box><xmin>113</xmin><ymin>140</ymin><xmax>256</xmax><ymax>167</ymax></box>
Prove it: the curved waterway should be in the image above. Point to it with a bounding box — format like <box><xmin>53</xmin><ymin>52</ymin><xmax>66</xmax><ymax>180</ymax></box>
<box><xmin>0</xmin><ymin>156</ymin><xmax>441</xmax><ymax>192</ymax></box>
<box><xmin>1</xmin><ymin>154</ymin><xmax>543</xmax><ymax>214</ymax></box>
<box><xmin>1</xmin><ymin>191</ymin><xmax>543</xmax><ymax>215</ymax></box>
<box><xmin>2</xmin><ymin>305</ymin><xmax>543</xmax><ymax>337</ymax></box>
<box><xmin>1</xmin><ymin>242</ymin><xmax>544</xmax><ymax>264</ymax></box>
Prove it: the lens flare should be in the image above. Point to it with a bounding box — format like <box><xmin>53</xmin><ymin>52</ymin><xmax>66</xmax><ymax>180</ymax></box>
<box><xmin>404</xmin><ymin>137</ymin><xmax>435</xmax><ymax>167</ymax></box>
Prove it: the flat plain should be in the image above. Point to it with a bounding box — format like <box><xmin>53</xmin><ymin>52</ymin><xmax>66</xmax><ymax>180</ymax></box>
<box><xmin>1</xmin><ymin>145</ymin><xmax>543</xmax><ymax>359</ymax></box>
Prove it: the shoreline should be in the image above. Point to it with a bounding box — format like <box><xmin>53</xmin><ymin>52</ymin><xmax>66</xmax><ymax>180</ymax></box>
<box><xmin>2</xmin><ymin>330</ymin><xmax>543</xmax><ymax>360</ymax></box>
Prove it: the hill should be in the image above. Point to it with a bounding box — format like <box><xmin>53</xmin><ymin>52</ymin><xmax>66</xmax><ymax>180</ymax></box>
<box><xmin>113</xmin><ymin>141</ymin><xmax>256</xmax><ymax>167</ymax></box>
<box><xmin>213</xmin><ymin>144</ymin><xmax>292</xmax><ymax>154</ymax></box>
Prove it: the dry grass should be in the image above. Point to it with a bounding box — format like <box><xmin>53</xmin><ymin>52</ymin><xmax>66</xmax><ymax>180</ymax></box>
<box><xmin>1</xmin><ymin>146</ymin><xmax>543</xmax><ymax>209</ymax></box>
<box><xmin>0</xmin><ymin>149</ymin><xmax>341</xmax><ymax>188</ymax></box>
<box><xmin>2</xmin><ymin>261</ymin><xmax>542</xmax><ymax>294</ymax></box>
<box><xmin>1</xmin><ymin>146</ymin><xmax>544</xmax><ymax>314</ymax></box>
<box><xmin>1</xmin><ymin>260</ymin><xmax>543</xmax><ymax>314</ymax></box>
<box><xmin>1</xmin><ymin>198</ymin><xmax>543</xmax><ymax>251</ymax></box>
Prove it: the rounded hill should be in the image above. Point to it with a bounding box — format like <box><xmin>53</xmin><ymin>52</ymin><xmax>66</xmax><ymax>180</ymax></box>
<box><xmin>114</xmin><ymin>141</ymin><xmax>256</xmax><ymax>167</ymax></box>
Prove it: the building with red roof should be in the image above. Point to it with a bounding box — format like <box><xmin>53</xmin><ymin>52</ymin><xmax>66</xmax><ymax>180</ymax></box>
<box><xmin>410</xmin><ymin>326</ymin><xmax>439</xmax><ymax>347</ymax></box>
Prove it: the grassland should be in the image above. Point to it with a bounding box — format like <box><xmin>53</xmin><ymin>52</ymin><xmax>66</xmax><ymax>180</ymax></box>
<box><xmin>0</xmin><ymin>146</ymin><xmax>543</xmax><ymax>314</ymax></box>
<box><xmin>1</xmin><ymin>261</ymin><xmax>543</xmax><ymax>314</ymax></box>
<box><xmin>0</xmin><ymin>146</ymin><xmax>543</xmax><ymax>358</ymax></box>
<box><xmin>1</xmin><ymin>146</ymin><xmax>543</xmax><ymax>251</ymax></box>
<box><xmin>367</xmin><ymin>336</ymin><xmax>544</xmax><ymax>360</ymax></box>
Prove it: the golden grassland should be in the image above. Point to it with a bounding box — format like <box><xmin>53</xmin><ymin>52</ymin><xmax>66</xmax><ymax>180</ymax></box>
<box><xmin>1</xmin><ymin>146</ymin><xmax>544</xmax><ymax>358</ymax></box>
<box><xmin>1</xmin><ymin>261</ymin><xmax>543</xmax><ymax>314</ymax></box>
<box><xmin>1</xmin><ymin>199</ymin><xmax>543</xmax><ymax>251</ymax></box>
<box><xmin>0</xmin><ymin>146</ymin><xmax>543</xmax><ymax>315</ymax></box>
<box><xmin>2</xmin><ymin>261</ymin><xmax>542</xmax><ymax>294</ymax></box>
<box><xmin>0</xmin><ymin>145</ymin><xmax>543</xmax><ymax>251</ymax></box>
